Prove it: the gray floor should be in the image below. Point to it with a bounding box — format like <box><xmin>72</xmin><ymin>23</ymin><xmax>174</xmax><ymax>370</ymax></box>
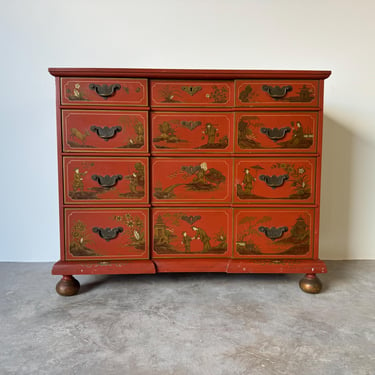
<box><xmin>0</xmin><ymin>261</ymin><xmax>374</xmax><ymax>375</ymax></box>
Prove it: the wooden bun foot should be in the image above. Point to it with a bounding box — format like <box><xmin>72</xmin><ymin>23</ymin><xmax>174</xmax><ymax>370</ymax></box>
<box><xmin>56</xmin><ymin>275</ymin><xmax>80</xmax><ymax>296</ymax></box>
<box><xmin>299</xmin><ymin>273</ymin><xmax>322</xmax><ymax>294</ymax></box>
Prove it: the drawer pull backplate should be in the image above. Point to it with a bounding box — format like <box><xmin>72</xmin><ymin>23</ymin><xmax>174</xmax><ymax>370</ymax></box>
<box><xmin>90</xmin><ymin>125</ymin><xmax>122</xmax><ymax>141</ymax></box>
<box><xmin>259</xmin><ymin>226</ymin><xmax>288</xmax><ymax>240</ymax></box>
<box><xmin>260</xmin><ymin>127</ymin><xmax>291</xmax><ymax>141</ymax></box>
<box><xmin>182</xmin><ymin>86</ymin><xmax>202</xmax><ymax>96</ymax></box>
<box><xmin>89</xmin><ymin>83</ymin><xmax>121</xmax><ymax>98</ymax></box>
<box><xmin>92</xmin><ymin>226</ymin><xmax>123</xmax><ymax>241</ymax></box>
<box><xmin>259</xmin><ymin>174</ymin><xmax>289</xmax><ymax>189</ymax></box>
<box><xmin>91</xmin><ymin>174</ymin><xmax>123</xmax><ymax>188</ymax></box>
<box><xmin>262</xmin><ymin>85</ymin><xmax>292</xmax><ymax>99</ymax></box>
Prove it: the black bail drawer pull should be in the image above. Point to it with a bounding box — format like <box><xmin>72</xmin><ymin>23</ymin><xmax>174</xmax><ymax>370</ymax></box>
<box><xmin>90</xmin><ymin>126</ymin><xmax>122</xmax><ymax>141</ymax></box>
<box><xmin>89</xmin><ymin>83</ymin><xmax>121</xmax><ymax>98</ymax></box>
<box><xmin>258</xmin><ymin>226</ymin><xmax>288</xmax><ymax>240</ymax></box>
<box><xmin>91</xmin><ymin>174</ymin><xmax>123</xmax><ymax>188</ymax></box>
<box><xmin>259</xmin><ymin>174</ymin><xmax>289</xmax><ymax>189</ymax></box>
<box><xmin>260</xmin><ymin>127</ymin><xmax>291</xmax><ymax>141</ymax></box>
<box><xmin>92</xmin><ymin>227</ymin><xmax>123</xmax><ymax>241</ymax></box>
<box><xmin>262</xmin><ymin>85</ymin><xmax>292</xmax><ymax>99</ymax></box>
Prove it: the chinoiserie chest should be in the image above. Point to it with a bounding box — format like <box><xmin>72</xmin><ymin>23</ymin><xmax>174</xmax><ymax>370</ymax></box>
<box><xmin>49</xmin><ymin>68</ymin><xmax>331</xmax><ymax>295</ymax></box>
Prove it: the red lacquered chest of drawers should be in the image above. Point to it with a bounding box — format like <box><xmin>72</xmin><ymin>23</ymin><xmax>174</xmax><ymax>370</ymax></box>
<box><xmin>49</xmin><ymin>68</ymin><xmax>331</xmax><ymax>296</ymax></box>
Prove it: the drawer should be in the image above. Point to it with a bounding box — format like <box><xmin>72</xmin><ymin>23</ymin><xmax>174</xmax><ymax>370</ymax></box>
<box><xmin>152</xmin><ymin>208</ymin><xmax>231</xmax><ymax>258</ymax></box>
<box><xmin>62</xmin><ymin>110</ymin><xmax>148</xmax><ymax>153</ymax></box>
<box><xmin>235</xmin><ymin>80</ymin><xmax>319</xmax><ymax>107</ymax></box>
<box><xmin>151</xmin><ymin>80</ymin><xmax>234</xmax><ymax>107</ymax></box>
<box><xmin>64</xmin><ymin>157</ymin><xmax>148</xmax><ymax>204</ymax></box>
<box><xmin>234</xmin><ymin>208</ymin><xmax>315</xmax><ymax>258</ymax></box>
<box><xmin>65</xmin><ymin>208</ymin><xmax>149</xmax><ymax>260</ymax></box>
<box><xmin>234</xmin><ymin>157</ymin><xmax>316</xmax><ymax>204</ymax></box>
<box><xmin>235</xmin><ymin>112</ymin><xmax>318</xmax><ymax>153</ymax></box>
<box><xmin>61</xmin><ymin>77</ymin><xmax>148</xmax><ymax>106</ymax></box>
<box><xmin>152</xmin><ymin>157</ymin><xmax>232</xmax><ymax>204</ymax></box>
<box><xmin>151</xmin><ymin>112</ymin><xmax>234</xmax><ymax>153</ymax></box>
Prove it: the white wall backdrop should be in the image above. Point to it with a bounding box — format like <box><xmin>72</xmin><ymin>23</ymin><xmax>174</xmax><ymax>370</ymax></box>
<box><xmin>0</xmin><ymin>0</ymin><xmax>374</xmax><ymax>261</ymax></box>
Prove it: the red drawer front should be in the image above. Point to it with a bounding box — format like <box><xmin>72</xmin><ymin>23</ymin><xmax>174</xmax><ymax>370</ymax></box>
<box><xmin>152</xmin><ymin>208</ymin><xmax>231</xmax><ymax>258</ymax></box>
<box><xmin>62</xmin><ymin>110</ymin><xmax>148</xmax><ymax>153</ymax></box>
<box><xmin>65</xmin><ymin>208</ymin><xmax>149</xmax><ymax>260</ymax></box>
<box><xmin>61</xmin><ymin>78</ymin><xmax>148</xmax><ymax>106</ymax></box>
<box><xmin>64</xmin><ymin>157</ymin><xmax>148</xmax><ymax>204</ymax></box>
<box><xmin>235</xmin><ymin>80</ymin><xmax>319</xmax><ymax>107</ymax></box>
<box><xmin>234</xmin><ymin>208</ymin><xmax>315</xmax><ymax>258</ymax></box>
<box><xmin>234</xmin><ymin>158</ymin><xmax>316</xmax><ymax>204</ymax></box>
<box><xmin>151</xmin><ymin>80</ymin><xmax>234</xmax><ymax>107</ymax></box>
<box><xmin>151</xmin><ymin>112</ymin><xmax>234</xmax><ymax>153</ymax></box>
<box><xmin>235</xmin><ymin>112</ymin><xmax>318</xmax><ymax>153</ymax></box>
<box><xmin>152</xmin><ymin>158</ymin><xmax>232</xmax><ymax>204</ymax></box>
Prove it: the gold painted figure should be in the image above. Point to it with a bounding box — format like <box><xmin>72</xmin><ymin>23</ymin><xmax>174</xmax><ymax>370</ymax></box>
<box><xmin>193</xmin><ymin>162</ymin><xmax>208</xmax><ymax>184</ymax></box>
<box><xmin>73</xmin><ymin>169</ymin><xmax>87</xmax><ymax>192</ymax></box>
<box><xmin>181</xmin><ymin>232</ymin><xmax>192</xmax><ymax>252</ymax></box>
<box><xmin>192</xmin><ymin>226</ymin><xmax>211</xmax><ymax>251</ymax></box>
<box><xmin>243</xmin><ymin>168</ymin><xmax>256</xmax><ymax>194</ymax></box>
<box><xmin>203</xmin><ymin>123</ymin><xmax>218</xmax><ymax>145</ymax></box>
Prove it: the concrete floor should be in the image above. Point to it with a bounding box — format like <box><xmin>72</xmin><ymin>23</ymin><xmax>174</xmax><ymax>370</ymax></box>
<box><xmin>0</xmin><ymin>261</ymin><xmax>374</xmax><ymax>375</ymax></box>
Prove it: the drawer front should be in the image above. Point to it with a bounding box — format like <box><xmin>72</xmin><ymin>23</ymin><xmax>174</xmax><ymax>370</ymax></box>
<box><xmin>235</xmin><ymin>80</ymin><xmax>319</xmax><ymax>107</ymax></box>
<box><xmin>234</xmin><ymin>158</ymin><xmax>316</xmax><ymax>204</ymax></box>
<box><xmin>61</xmin><ymin>78</ymin><xmax>148</xmax><ymax>106</ymax></box>
<box><xmin>152</xmin><ymin>157</ymin><xmax>232</xmax><ymax>204</ymax></box>
<box><xmin>235</xmin><ymin>112</ymin><xmax>318</xmax><ymax>153</ymax></box>
<box><xmin>64</xmin><ymin>157</ymin><xmax>148</xmax><ymax>204</ymax></box>
<box><xmin>151</xmin><ymin>112</ymin><xmax>234</xmax><ymax>153</ymax></box>
<box><xmin>234</xmin><ymin>208</ymin><xmax>315</xmax><ymax>258</ymax></box>
<box><xmin>151</xmin><ymin>80</ymin><xmax>234</xmax><ymax>107</ymax></box>
<box><xmin>152</xmin><ymin>208</ymin><xmax>231</xmax><ymax>258</ymax></box>
<box><xmin>62</xmin><ymin>110</ymin><xmax>148</xmax><ymax>153</ymax></box>
<box><xmin>65</xmin><ymin>208</ymin><xmax>149</xmax><ymax>260</ymax></box>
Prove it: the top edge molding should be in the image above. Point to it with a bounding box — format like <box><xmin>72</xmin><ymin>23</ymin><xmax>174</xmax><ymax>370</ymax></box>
<box><xmin>49</xmin><ymin>68</ymin><xmax>331</xmax><ymax>80</ymax></box>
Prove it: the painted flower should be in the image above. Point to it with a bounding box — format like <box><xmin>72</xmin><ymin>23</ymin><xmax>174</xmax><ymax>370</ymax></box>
<box><xmin>302</xmin><ymin>182</ymin><xmax>306</xmax><ymax>188</ymax></box>
<box><xmin>75</xmin><ymin>83</ymin><xmax>80</xmax><ymax>89</ymax></box>
<box><xmin>74</xmin><ymin>221</ymin><xmax>85</xmax><ymax>231</ymax></box>
<box><xmin>134</xmin><ymin>230</ymin><xmax>140</xmax><ymax>241</ymax></box>
<box><xmin>205</xmin><ymin>93</ymin><xmax>211</xmax><ymax>98</ymax></box>
<box><xmin>170</xmin><ymin>95</ymin><xmax>174</xmax><ymax>100</ymax></box>
<box><xmin>299</xmin><ymin>168</ymin><xmax>305</xmax><ymax>174</ymax></box>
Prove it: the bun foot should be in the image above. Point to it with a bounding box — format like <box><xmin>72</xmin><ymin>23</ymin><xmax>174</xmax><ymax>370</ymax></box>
<box><xmin>299</xmin><ymin>273</ymin><xmax>322</xmax><ymax>294</ymax></box>
<box><xmin>56</xmin><ymin>275</ymin><xmax>80</xmax><ymax>296</ymax></box>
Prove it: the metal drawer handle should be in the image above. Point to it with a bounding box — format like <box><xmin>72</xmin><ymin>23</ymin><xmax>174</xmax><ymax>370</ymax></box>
<box><xmin>262</xmin><ymin>85</ymin><xmax>292</xmax><ymax>99</ymax></box>
<box><xmin>182</xmin><ymin>86</ymin><xmax>202</xmax><ymax>96</ymax></box>
<box><xmin>91</xmin><ymin>174</ymin><xmax>122</xmax><ymax>188</ymax></box>
<box><xmin>259</xmin><ymin>174</ymin><xmax>289</xmax><ymax>189</ymax></box>
<box><xmin>92</xmin><ymin>226</ymin><xmax>123</xmax><ymax>241</ymax></box>
<box><xmin>89</xmin><ymin>83</ymin><xmax>121</xmax><ymax>98</ymax></box>
<box><xmin>259</xmin><ymin>226</ymin><xmax>288</xmax><ymax>240</ymax></box>
<box><xmin>260</xmin><ymin>127</ymin><xmax>291</xmax><ymax>141</ymax></box>
<box><xmin>90</xmin><ymin>125</ymin><xmax>122</xmax><ymax>141</ymax></box>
